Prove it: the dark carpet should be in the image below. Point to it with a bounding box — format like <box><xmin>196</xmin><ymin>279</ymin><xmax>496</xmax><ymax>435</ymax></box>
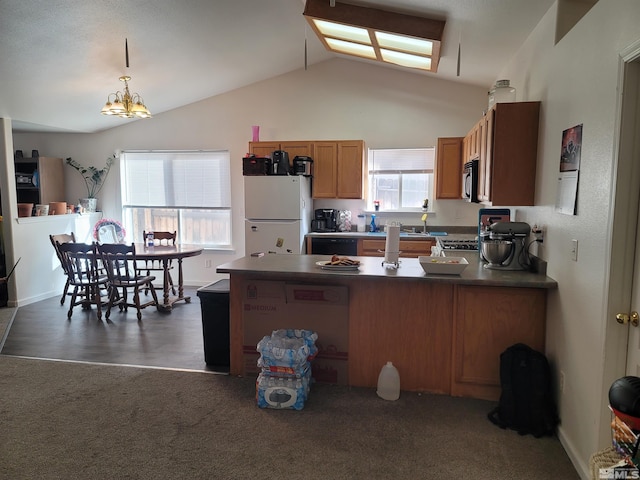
<box><xmin>0</xmin><ymin>292</ymin><xmax>580</xmax><ymax>479</ymax></box>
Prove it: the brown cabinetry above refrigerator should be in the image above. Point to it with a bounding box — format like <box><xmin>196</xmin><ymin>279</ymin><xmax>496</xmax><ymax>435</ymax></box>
<box><xmin>248</xmin><ymin>139</ymin><xmax>365</xmax><ymax>200</ymax></box>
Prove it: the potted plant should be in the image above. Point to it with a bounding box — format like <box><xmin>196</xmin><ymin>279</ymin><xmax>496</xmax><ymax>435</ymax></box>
<box><xmin>65</xmin><ymin>154</ymin><xmax>116</xmax><ymax>212</ymax></box>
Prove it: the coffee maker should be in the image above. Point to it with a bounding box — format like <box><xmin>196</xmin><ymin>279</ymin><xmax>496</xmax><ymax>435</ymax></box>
<box><xmin>311</xmin><ymin>209</ymin><xmax>338</xmax><ymax>232</ymax></box>
<box><xmin>480</xmin><ymin>221</ymin><xmax>531</xmax><ymax>271</ymax></box>
<box><xmin>270</xmin><ymin>150</ymin><xmax>290</xmax><ymax>175</ymax></box>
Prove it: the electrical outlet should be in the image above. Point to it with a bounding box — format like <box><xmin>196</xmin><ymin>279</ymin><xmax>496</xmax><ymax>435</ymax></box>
<box><xmin>532</xmin><ymin>224</ymin><xmax>544</xmax><ymax>243</ymax></box>
<box><xmin>559</xmin><ymin>371</ymin><xmax>565</xmax><ymax>393</ymax></box>
<box><xmin>571</xmin><ymin>239</ymin><xmax>578</xmax><ymax>261</ymax></box>
<box><xmin>205</xmin><ymin>259</ymin><xmax>212</xmax><ymax>268</ymax></box>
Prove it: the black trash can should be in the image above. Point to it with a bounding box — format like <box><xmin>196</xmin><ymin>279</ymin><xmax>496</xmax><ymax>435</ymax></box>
<box><xmin>197</xmin><ymin>279</ymin><xmax>230</xmax><ymax>371</ymax></box>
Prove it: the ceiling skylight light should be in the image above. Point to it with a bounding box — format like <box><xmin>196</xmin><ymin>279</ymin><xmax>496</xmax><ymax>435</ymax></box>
<box><xmin>326</xmin><ymin>38</ymin><xmax>376</xmax><ymax>59</ymax></box>
<box><xmin>314</xmin><ymin>19</ymin><xmax>370</xmax><ymax>44</ymax></box>
<box><xmin>375</xmin><ymin>31</ymin><xmax>433</xmax><ymax>56</ymax></box>
<box><xmin>303</xmin><ymin>0</ymin><xmax>445</xmax><ymax>73</ymax></box>
<box><xmin>381</xmin><ymin>49</ymin><xmax>432</xmax><ymax>70</ymax></box>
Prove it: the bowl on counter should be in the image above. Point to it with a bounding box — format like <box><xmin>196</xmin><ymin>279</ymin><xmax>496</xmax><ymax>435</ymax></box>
<box><xmin>481</xmin><ymin>239</ymin><xmax>513</xmax><ymax>265</ymax></box>
<box><xmin>418</xmin><ymin>256</ymin><xmax>468</xmax><ymax>275</ymax></box>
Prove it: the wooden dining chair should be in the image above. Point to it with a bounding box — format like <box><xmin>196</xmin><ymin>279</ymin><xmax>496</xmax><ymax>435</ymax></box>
<box><xmin>49</xmin><ymin>232</ymin><xmax>76</xmax><ymax>305</ymax></box>
<box><xmin>56</xmin><ymin>242</ymin><xmax>109</xmax><ymax>320</ymax></box>
<box><xmin>97</xmin><ymin>243</ymin><xmax>159</xmax><ymax>320</ymax></box>
<box><xmin>141</xmin><ymin>231</ymin><xmax>177</xmax><ymax>296</ymax></box>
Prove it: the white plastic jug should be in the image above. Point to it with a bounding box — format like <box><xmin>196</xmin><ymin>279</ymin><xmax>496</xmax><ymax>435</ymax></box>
<box><xmin>377</xmin><ymin>361</ymin><xmax>400</xmax><ymax>400</ymax></box>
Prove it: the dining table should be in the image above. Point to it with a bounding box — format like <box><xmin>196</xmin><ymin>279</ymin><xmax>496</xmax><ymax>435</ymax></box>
<box><xmin>133</xmin><ymin>243</ymin><xmax>204</xmax><ymax>311</ymax></box>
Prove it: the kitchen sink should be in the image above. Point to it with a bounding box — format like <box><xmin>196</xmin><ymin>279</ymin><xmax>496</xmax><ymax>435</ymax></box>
<box><xmin>367</xmin><ymin>231</ymin><xmax>448</xmax><ymax>237</ymax></box>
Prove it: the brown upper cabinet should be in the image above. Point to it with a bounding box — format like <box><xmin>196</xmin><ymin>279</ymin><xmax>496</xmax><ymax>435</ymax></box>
<box><xmin>435</xmin><ymin>137</ymin><xmax>463</xmax><ymax>199</ymax></box>
<box><xmin>313</xmin><ymin>140</ymin><xmax>365</xmax><ymax>199</ymax></box>
<box><xmin>249</xmin><ymin>140</ymin><xmax>365</xmax><ymax>199</ymax></box>
<box><xmin>248</xmin><ymin>141</ymin><xmax>314</xmax><ymax>161</ymax></box>
<box><xmin>461</xmin><ymin>102</ymin><xmax>540</xmax><ymax>206</ymax></box>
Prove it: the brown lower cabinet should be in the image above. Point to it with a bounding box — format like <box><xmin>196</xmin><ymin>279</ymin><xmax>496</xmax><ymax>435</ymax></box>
<box><xmin>349</xmin><ymin>280</ymin><xmax>454</xmax><ymax>394</ymax></box>
<box><xmin>450</xmin><ymin>285</ymin><xmax>546</xmax><ymax>400</ymax></box>
<box><xmin>306</xmin><ymin>237</ymin><xmax>435</xmax><ymax>257</ymax></box>
<box><xmin>228</xmin><ymin>272</ymin><xmax>547</xmax><ymax>402</ymax></box>
<box><xmin>358</xmin><ymin>238</ymin><xmax>434</xmax><ymax>257</ymax></box>
<box><xmin>349</xmin><ymin>281</ymin><xmax>545</xmax><ymax>401</ymax></box>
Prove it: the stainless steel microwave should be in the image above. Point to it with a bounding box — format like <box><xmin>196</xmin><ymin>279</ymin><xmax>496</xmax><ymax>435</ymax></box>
<box><xmin>462</xmin><ymin>158</ymin><xmax>479</xmax><ymax>203</ymax></box>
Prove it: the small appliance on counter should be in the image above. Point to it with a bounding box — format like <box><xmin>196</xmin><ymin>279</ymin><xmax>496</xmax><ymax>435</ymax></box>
<box><xmin>478</xmin><ymin>208</ymin><xmax>511</xmax><ymax>254</ymax></box>
<box><xmin>243</xmin><ymin>156</ymin><xmax>272</xmax><ymax>176</ymax></box>
<box><xmin>311</xmin><ymin>208</ymin><xmax>338</xmax><ymax>232</ymax></box>
<box><xmin>480</xmin><ymin>221</ymin><xmax>531</xmax><ymax>271</ymax></box>
<box><xmin>293</xmin><ymin>156</ymin><xmax>313</xmax><ymax>176</ymax></box>
<box><xmin>271</xmin><ymin>150</ymin><xmax>290</xmax><ymax>175</ymax></box>
<box><xmin>337</xmin><ymin>210</ymin><xmax>352</xmax><ymax>232</ymax></box>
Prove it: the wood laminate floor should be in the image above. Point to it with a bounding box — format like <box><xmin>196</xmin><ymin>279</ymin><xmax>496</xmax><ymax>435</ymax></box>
<box><xmin>1</xmin><ymin>287</ymin><xmax>229</xmax><ymax>373</ymax></box>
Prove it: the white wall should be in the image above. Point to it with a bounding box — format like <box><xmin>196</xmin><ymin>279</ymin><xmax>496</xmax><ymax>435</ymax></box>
<box><xmin>497</xmin><ymin>1</ymin><xmax>640</xmax><ymax>477</ymax></box>
<box><xmin>11</xmin><ymin>58</ymin><xmax>488</xmax><ymax>303</ymax></box>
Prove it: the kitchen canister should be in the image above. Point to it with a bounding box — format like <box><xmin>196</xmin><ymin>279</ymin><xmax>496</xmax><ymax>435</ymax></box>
<box><xmin>488</xmin><ymin>79</ymin><xmax>516</xmax><ymax>109</ymax></box>
<box><xmin>377</xmin><ymin>361</ymin><xmax>400</xmax><ymax>401</ymax></box>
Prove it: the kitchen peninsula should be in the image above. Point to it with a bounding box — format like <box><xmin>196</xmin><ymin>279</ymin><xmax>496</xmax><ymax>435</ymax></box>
<box><xmin>217</xmin><ymin>254</ymin><xmax>557</xmax><ymax>401</ymax></box>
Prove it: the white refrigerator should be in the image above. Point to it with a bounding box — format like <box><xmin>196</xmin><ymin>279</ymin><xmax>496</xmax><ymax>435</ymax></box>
<box><xmin>244</xmin><ymin>176</ymin><xmax>312</xmax><ymax>255</ymax></box>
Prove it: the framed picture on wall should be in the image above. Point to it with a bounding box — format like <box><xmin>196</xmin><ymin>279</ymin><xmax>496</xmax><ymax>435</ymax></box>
<box><xmin>556</xmin><ymin>124</ymin><xmax>583</xmax><ymax>215</ymax></box>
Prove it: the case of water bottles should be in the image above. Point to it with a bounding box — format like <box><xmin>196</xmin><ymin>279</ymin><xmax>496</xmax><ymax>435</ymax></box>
<box><xmin>255</xmin><ymin>329</ymin><xmax>318</xmax><ymax>410</ymax></box>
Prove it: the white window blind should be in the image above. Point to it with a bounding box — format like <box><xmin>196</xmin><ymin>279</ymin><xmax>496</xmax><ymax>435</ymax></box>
<box><xmin>120</xmin><ymin>150</ymin><xmax>232</xmax><ymax>248</ymax></box>
<box><xmin>367</xmin><ymin>147</ymin><xmax>434</xmax><ymax>211</ymax></box>
<box><xmin>121</xmin><ymin>151</ymin><xmax>231</xmax><ymax>208</ymax></box>
<box><xmin>369</xmin><ymin>148</ymin><xmax>435</xmax><ymax>173</ymax></box>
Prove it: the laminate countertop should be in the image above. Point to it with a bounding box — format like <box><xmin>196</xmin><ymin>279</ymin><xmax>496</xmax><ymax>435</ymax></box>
<box><xmin>305</xmin><ymin>231</ymin><xmax>472</xmax><ymax>240</ymax></box>
<box><xmin>217</xmin><ymin>254</ymin><xmax>557</xmax><ymax>289</ymax></box>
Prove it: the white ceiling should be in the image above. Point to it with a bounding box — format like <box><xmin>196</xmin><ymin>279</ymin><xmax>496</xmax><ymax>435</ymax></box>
<box><xmin>0</xmin><ymin>0</ymin><xmax>555</xmax><ymax>134</ymax></box>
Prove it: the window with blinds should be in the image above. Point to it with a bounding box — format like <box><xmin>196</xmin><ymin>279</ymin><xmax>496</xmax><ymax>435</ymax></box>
<box><xmin>367</xmin><ymin>147</ymin><xmax>434</xmax><ymax>211</ymax></box>
<box><xmin>121</xmin><ymin>150</ymin><xmax>232</xmax><ymax>248</ymax></box>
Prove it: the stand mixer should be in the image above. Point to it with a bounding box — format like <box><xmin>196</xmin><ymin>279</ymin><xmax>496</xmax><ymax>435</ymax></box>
<box><xmin>480</xmin><ymin>221</ymin><xmax>531</xmax><ymax>271</ymax></box>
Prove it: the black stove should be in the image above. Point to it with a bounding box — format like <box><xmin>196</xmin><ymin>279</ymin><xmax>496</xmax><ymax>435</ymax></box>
<box><xmin>438</xmin><ymin>238</ymin><xmax>479</xmax><ymax>251</ymax></box>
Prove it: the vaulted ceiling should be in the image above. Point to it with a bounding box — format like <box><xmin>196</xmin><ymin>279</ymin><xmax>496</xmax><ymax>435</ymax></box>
<box><xmin>0</xmin><ymin>0</ymin><xmax>555</xmax><ymax>134</ymax></box>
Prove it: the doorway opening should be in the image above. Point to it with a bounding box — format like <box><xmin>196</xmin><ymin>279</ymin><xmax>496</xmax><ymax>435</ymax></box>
<box><xmin>601</xmin><ymin>47</ymin><xmax>640</xmax><ymax>447</ymax></box>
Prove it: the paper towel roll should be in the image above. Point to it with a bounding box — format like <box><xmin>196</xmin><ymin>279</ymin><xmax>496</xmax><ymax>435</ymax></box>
<box><xmin>385</xmin><ymin>225</ymin><xmax>400</xmax><ymax>264</ymax></box>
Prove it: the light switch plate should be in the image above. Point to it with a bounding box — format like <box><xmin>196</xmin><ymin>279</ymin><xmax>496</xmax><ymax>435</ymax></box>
<box><xmin>571</xmin><ymin>239</ymin><xmax>578</xmax><ymax>261</ymax></box>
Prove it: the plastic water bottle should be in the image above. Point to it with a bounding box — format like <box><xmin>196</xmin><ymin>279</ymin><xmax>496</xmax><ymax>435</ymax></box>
<box><xmin>146</xmin><ymin>231</ymin><xmax>154</xmax><ymax>247</ymax></box>
<box><xmin>377</xmin><ymin>361</ymin><xmax>400</xmax><ymax>401</ymax></box>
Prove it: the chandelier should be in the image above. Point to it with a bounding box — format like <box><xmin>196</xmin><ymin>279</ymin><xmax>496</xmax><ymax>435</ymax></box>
<box><xmin>100</xmin><ymin>40</ymin><xmax>152</xmax><ymax>119</ymax></box>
